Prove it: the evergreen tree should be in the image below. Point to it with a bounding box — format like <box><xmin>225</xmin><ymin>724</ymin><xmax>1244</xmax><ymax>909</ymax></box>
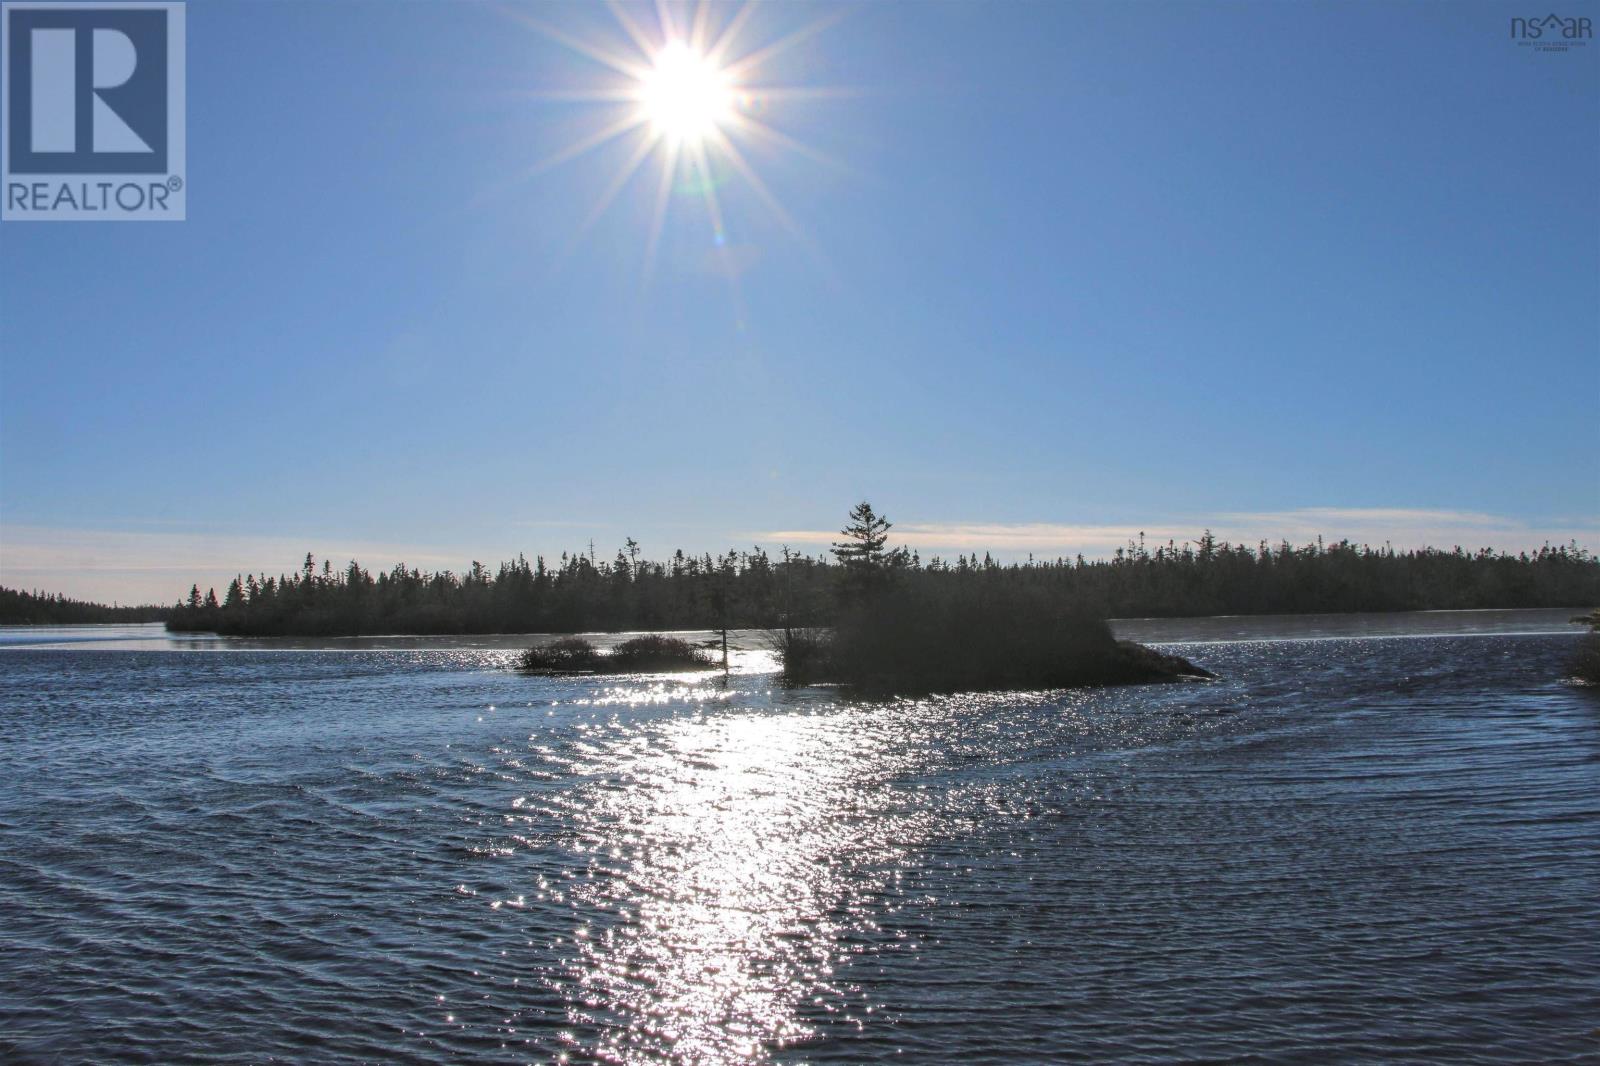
<box><xmin>832</xmin><ymin>501</ymin><xmax>892</xmax><ymax>570</ymax></box>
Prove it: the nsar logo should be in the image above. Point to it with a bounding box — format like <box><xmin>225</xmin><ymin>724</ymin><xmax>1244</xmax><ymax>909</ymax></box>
<box><xmin>2</xmin><ymin>1</ymin><xmax>185</xmax><ymax>221</ymax></box>
<box><xmin>1510</xmin><ymin>12</ymin><xmax>1593</xmax><ymax>50</ymax></box>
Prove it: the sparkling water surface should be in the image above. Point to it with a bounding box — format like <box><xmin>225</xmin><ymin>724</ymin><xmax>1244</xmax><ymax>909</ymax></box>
<box><xmin>1</xmin><ymin>611</ymin><xmax>1596</xmax><ymax>1063</ymax></box>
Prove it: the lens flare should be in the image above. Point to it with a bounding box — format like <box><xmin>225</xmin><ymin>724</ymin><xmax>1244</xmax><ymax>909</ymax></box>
<box><xmin>505</xmin><ymin>2</ymin><xmax>849</xmax><ymax>277</ymax></box>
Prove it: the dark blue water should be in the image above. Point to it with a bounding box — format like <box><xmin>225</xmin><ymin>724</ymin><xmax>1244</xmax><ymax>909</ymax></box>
<box><xmin>1</xmin><ymin>614</ymin><xmax>1596</xmax><ymax>1063</ymax></box>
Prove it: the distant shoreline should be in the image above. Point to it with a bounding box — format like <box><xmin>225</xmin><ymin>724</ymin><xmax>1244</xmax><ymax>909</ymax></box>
<box><xmin>152</xmin><ymin>535</ymin><xmax>1600</xmax><ymax>640</ymax></box>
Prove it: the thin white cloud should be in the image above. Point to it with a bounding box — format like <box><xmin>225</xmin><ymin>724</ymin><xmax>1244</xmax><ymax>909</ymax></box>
<box><xmin>760</xmin><ymin>508</ymin><xmax>1600</xmax><ymax>559</ymax></box>
<box><xmin>1212</xmin><ymin>508</ymin><xmax>1600</xmax><ymax>550</ymax></box>
<box><xmin>0</xmin><ymin>525</ymin><xmax>470</xmax><ymax>605</ymax></box>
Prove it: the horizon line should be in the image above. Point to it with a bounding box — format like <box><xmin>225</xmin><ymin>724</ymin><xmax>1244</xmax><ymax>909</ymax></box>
<box><xmin>3</xmin><ymin>506</ymin><xmax>1598</xmax><ymax>604</ymax></box>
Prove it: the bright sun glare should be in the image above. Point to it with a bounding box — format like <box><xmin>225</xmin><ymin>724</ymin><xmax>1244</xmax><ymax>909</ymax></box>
<box><xmin>510</xmin><ymin>2</ymin><xmax>844</xmax><ymax>274</ymax></box>
<box><xmin>639</xmin><ymin>42</ymin><xmax>732</xmax><ymax>144</ymax></box>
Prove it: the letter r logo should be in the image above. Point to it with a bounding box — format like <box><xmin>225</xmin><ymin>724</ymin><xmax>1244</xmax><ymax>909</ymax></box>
<box><xmin>30</xmin><ymin>26</ymin><xmax>152</xmax><ymax>153</ymax></box>
<box><xmin>5</xmin><ymin>5</ymin><xmax>169</xmax><ymax>173</ymax></box>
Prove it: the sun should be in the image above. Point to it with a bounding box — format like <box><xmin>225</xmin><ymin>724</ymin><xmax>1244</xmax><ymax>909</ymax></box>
<box><xmin>638</xmin><ymin>42</ymin><xmax>733</xmax><ymax>145</ymax></box>
<box><xmin>506</xmin><ymin>2</ymin><xmax>846</xmax><ymax>275</ymax></box>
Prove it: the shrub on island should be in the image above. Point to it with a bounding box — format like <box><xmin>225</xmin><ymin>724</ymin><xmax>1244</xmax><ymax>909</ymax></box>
<box><xmin>608</xmin><ymin>634</ymin><xmax>718</xmax><ymax>672</ymax></box>
<box><xmin>517</xmin><ymin>634</ymin><xmax>715</xmax><ymax>674</ymax></box>
<box><xmin>517</xmin><ymin>636</ymin><xmax>603</xmax><ymax>673</ymax></box>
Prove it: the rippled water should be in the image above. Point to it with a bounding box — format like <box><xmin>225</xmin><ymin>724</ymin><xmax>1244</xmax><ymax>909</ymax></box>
<box><xmin>1</xmin><ymin>613</ymin><xmax>1596</xmax><ymax>1063</ymax></box>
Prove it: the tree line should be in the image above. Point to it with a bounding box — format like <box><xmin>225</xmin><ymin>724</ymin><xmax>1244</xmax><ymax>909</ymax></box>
<box><xmin>0</xmin><ymin>586</ymin><xmax>171</xmax><ymax>625</ymax></box>
<box><xmin>164</xmin><ymin>504</ymin><xmax>1600</xmax><ymax>637</ymax></box>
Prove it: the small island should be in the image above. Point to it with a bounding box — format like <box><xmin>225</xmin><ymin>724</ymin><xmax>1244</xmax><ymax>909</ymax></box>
<box><xmin>772</xmin><ymin>618</ymin><xmax>1211</xmax><ymax>695</ymax></box>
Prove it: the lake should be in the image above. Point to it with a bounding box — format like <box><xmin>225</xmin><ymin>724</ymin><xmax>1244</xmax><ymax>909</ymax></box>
<box><xmin>1</xmin><ymin>610</ymin><xmax>1595</xmax><ymax>1063</ymax></box>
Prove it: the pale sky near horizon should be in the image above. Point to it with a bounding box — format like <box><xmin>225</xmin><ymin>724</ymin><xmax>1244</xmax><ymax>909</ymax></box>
<box><xmin>2</xmin><ymin>0</ymin><xmax>1597</xmax><ymax>604</ymax></box>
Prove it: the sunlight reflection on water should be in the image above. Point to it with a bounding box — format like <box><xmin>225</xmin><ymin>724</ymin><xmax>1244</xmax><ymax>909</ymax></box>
<box><xmin>0</xmin><ymin>618</ymin><xmax>1596</xmax><ymax>1064</ymax></box>
<box><xmin>532</xmin><ymin>704</ymin><xmax>920</xmax><ymax>1063</ymax></box>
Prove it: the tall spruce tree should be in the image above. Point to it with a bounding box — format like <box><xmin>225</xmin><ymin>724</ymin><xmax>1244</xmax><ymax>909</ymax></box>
<box><xmin>832</xmin><ymin>501</ymin><xmax>896</xmax><ymax>601</ymax></box>
<box><xmin>832</xmin><ymin>501</ymin><xmax>891</xmax><ymax>569</ymax></box>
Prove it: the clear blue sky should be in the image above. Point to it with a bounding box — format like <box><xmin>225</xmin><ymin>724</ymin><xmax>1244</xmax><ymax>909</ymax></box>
<box><xmin>2</xmin><ymin>0</ymin><xmax>1596</xmax><ymax>602</ymax></box>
